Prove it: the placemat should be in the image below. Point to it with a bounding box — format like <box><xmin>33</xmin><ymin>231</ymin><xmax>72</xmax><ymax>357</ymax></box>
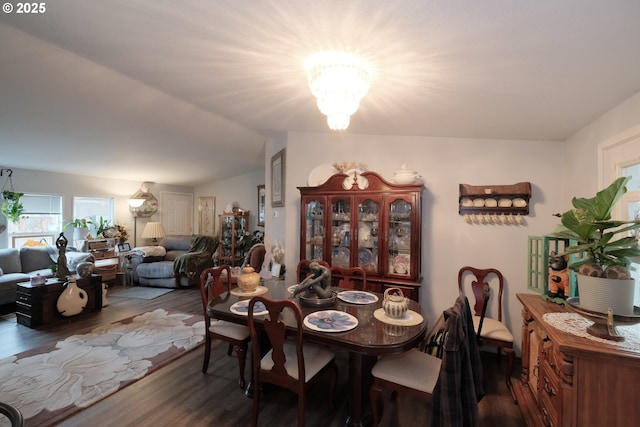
<box><xmin>373</xmin><ymin>308</ymin><xmax>423</xmax><ymax>326</ymax></box>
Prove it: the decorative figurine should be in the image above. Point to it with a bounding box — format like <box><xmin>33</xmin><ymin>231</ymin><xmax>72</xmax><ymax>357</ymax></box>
<box><xmin>292</xmin><ymin>261</ymin><xmax>333</xmax><ymax>299</ymax></box>
<box><xmin>548</xmin><ymin>251</ymin><xmax>570</xmax><ymax>298</ymax></box>
<box><xmin>55</xmin><ymin>232</ymin><xmax>71</xmax><ymax>279</ymax></box>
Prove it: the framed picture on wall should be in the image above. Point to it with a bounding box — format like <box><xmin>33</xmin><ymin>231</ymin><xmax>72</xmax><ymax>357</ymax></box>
<box><xmin>198</xmin><ymin>196</ymin><xmax>215</xmax><ymax>235</ymax></box>
<box><xmin>271</xmin><ymin>148</ymin><xmax>285</xmax><ymax>207</ymax></box>
<box><xmin>257</xmin><ymin>185</ymin><xmax>265</xmax><ymax>226</ymax></box>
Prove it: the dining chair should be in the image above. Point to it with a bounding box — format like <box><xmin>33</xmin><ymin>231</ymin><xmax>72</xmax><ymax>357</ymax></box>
<box><xmin>458</xmin><ymin>266</ymin><xmax>515</xmax><ymax>399</ymax></box>
<box><xmin>369</xmin><ymin>294</ymin><xmax>485</xmax><ymax>427</ymax></box>
<box><xmin>296</xmin><ymin>259</ymin><xmax>330</xmax><ymax>283</ymax></box>
<box><xmin>199</xmin><ymin>265</ymin><xmax>251</xmax><ymax>388</ymax></box>
<box><xmin>247</xmin><ymin>295</ymin><xmax>338</xmax><ymax>427</ymax></box>
<box><xmin>329</xmin><ymin>265</ymin><xmax>368</xmax><ymax>291</ymax></box>
<box><xmin>0</xmin><ymin>401</ymin><xmax>23</xmax><ymax>427</ymax></box>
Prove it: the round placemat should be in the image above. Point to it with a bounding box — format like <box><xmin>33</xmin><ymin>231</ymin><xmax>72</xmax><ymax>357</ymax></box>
<box><xmin>373</xmin><ymin>308</ymin><xmax>423</xmax><ymax>326</ymax></box>
<box><xmin>230</xmin><ymin>286</ymin><xmax>268</xmax><ymax>297</ymax></box>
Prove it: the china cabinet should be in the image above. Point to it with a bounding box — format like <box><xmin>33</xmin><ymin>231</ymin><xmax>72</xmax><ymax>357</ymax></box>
<box><xmin>219</xmin><ymin>211</ymin><xmax>250</xmax><ymax>267</ymax></box>
<box><xmin>298</xmin><ymin>171</ymin><xmax>423</xmax><ymax>301</ymax></box>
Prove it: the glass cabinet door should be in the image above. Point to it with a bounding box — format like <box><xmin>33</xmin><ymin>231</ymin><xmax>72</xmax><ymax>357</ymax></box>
<box><xmin>303</xmin><ymin>199</ymin><xmax>325</xmax><ymax>260</ymax></box>
<box><xmin>220</xmin><ymin>216</ymin><xmax>233</xmax><ymax>258</ymax></box>
<box><xmin>331</xmin><ymin>197</ymin><xmax>351</xmax><ymax>267</ymax></box>
<box><xmin>357</xmin><ymin>198</ymin><xmax>380</xmax><ymax>275</ymax></box>
<box><xmin>388</xmin><ymin>198</ymin><xmax>412</xmax><ymax>277</ymax></box>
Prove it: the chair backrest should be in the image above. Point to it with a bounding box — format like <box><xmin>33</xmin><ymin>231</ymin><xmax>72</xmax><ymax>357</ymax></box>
<box><xmin>200</xmin><ymin>265</ymin><xmax>232</xmax><ymax>321</ymax></box>
<box><xmin>330</xmin><ymin>265</ymin><xmax>368</xmax><ymax>291</ymax></box>
<box><xmin>248</xmin><ymin>296</ymin><xmax>305</xmax><ymax>388</ymax></box>
<box><xmin>242</xmin><ymin>243</ymin><xmax>266</xmax><ymax>272</ymax></box>
<box><xmin>297</xmin><ymin>259</ymin><xmax>330</xmax><ymax>283</ymax></box>
<box><xmin>458</xmin><ymin>266</ymin><xmax>504</xmax><ymax>321</ymax></box>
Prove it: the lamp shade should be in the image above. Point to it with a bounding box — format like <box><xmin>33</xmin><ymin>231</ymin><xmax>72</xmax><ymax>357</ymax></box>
<box><xmin>141</xmin><ymin>222</ymin><xmax>166</xmax><ymax>245</ymax></box>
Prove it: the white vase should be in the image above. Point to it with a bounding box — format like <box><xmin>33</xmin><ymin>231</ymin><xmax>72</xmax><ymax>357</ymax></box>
<box><xmin>577</xmin><ymin>274</ymin><xmax>635</xmax><ymax>316</ymax></box>
<box><xmin>56</xmin><ymin>277</ymin><xmax>88</xmax><ymax>317</ymax></box>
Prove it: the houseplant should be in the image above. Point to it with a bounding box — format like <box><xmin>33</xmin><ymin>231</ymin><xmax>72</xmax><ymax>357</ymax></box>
<box><xmin>552</xmin><ymin>176</ymin><xmax>640</xmax><ymax>315</ymax></box>
<box><xmin>65</xmin><ymin>218</ymin><xmax>92</xmax><ymax>240</ymax></box>
<box><xmin>1</xmin><ymin>190</ymin><xmax>25</xmax><ymax>224</ymax></box>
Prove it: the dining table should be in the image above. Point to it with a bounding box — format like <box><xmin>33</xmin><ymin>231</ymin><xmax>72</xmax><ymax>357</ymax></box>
<box><xmin>209</xmin><ymin>278</ymin><xmax>428</xmax><ymax>427</ymax></box>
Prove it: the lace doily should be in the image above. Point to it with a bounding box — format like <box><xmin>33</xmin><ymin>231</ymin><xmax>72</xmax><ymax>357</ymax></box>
<box><xmin>543</xmin><ymin>312</ymin><xmax>640</xmax><ymax>350</ymax></box>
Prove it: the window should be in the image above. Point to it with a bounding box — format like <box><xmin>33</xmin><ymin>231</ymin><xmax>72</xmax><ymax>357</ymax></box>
<box><xmin>73</xmin><ymin>196</ymin><xmax>114</xmax><ymax>236</ymax></box>
<box><xmin>7</xmin><ymin>194</ymin><xmax>63</xmax><ymax>248</ymax></box>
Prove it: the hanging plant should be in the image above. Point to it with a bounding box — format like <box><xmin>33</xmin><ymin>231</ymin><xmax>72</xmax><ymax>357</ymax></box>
<box><xmin>1</xmin><ymin>190</ymin><xmax>25</xmax><ymax>224</ymax></box>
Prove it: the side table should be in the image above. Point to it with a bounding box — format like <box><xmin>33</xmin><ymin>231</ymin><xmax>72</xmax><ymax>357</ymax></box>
<box><xmin>16</xmin><ymin>275</ymin><xmax>103</xmax><ymax>328</ymax></box>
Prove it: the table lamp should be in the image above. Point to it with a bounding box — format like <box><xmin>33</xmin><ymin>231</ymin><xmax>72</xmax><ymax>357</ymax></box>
<box><xmin>141</xmin><ymin>222</ymin><xmax>166</xmax><ymax>246</ymax></box>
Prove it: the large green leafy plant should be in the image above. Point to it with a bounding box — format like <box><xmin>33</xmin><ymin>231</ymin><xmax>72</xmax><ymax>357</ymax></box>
<box><xmin>1</xmin><ymin>190</ymin><xmax>25</xmax><ymax>224</ymax></box>
<box><xmin>552</xmin><ymin>176</ymin><xmax>640</xmax><ymax>278</ymax></box>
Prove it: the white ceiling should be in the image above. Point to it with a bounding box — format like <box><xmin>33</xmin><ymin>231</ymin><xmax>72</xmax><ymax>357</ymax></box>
<box><xmin>1</xmin><ymin>0</ymin><xmax>639</xmax><ymax>186</ymax></box>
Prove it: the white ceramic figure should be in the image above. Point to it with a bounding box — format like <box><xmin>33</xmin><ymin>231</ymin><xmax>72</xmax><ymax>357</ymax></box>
<box><xmin>56</xmin><ymin>277</ymin><xmax>88</xmax><ymax>316</ymax></box>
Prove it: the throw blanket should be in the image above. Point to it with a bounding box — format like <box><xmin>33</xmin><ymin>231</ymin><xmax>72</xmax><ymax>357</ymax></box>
<box><xmin>131</xmin><ymin>246</ymin><xmax>167</xmax><ymax>257</ymax></box>
<box><xmin>173</xmin><ymin>235</ymin><xmax>219</xmax><ymax>278</ymax></box>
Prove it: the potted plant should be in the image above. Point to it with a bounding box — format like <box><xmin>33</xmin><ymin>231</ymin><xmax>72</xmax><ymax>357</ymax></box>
<box><xmin>65</xmin><ymin>218</ymin><xmax>92</xmax><ymax>241</ymax></box>
<box><xmin>552</xmin><ymin>176</ymin><xmax>640</xmax><ymax>315</ymax></box>
<box><xmin>1</xmin><ymin>190</ymin><xmax>25</xmax><ymax>224</ymax></box>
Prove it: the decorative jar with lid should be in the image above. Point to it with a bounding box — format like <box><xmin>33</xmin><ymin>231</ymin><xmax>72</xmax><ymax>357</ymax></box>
<box><xmin>237</xmin><ymin>266</ymin><xmax>260</xmax><ymax>292</ymax></box>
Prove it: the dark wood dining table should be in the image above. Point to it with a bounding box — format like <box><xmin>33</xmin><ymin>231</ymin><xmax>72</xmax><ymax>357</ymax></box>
<box><xmin>209</xmin><ymin>278</ymin><xmax>428</xmax><ymax>427</ymax></box>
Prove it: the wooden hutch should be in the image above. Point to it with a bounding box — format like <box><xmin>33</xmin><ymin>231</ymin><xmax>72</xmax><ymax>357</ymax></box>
<box><xmin>298</xmin><ymin>171</ymin><xmax>423</xmax><ymax>301</ymax></box>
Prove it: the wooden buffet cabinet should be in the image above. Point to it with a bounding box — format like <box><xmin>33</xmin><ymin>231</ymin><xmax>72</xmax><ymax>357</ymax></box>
<box><xmin>515</xmin><ymin>293</ymin><xmax>640</xmax><ymax>427</ymax></box>
<box><xmin>298</xmin><ymin>171</ymin><xmax>423</xmax><ymax>301</ymax></box>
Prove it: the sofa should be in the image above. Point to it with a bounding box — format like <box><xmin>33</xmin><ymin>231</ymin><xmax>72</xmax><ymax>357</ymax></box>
<box><xmin>129</xmin><ymin>235</ymin><xmax>219</xmax><ymax>288</ymax></box>
<box><xmin>0</xmin><ymin>246</ymin><xmax>94</xmax><ymax>305</ymax></box>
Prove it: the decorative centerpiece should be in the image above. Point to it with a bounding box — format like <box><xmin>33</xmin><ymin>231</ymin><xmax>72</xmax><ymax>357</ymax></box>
<box><xmin>237</xmin><ymin>266</ymin><xmax>260</xmax><ymax>292</ymax></box>
<box><xmin>292</xmin><ymin>261</ymin><xmax>336</xmax><ymax>307</ymax></box>
<box><xmin>552</xmin><ymin>177</ymin><xmax>640</xmax><ymax>338</ymax></box>
<box><xmin>56</xmin><ymin>277</ymin><xmax>88</xmax><ymax>317</ymax></box>
<box><xmin>382</xmin><ymin>287</ymin><xmax>409</xmax><ymax>318</ymax></box>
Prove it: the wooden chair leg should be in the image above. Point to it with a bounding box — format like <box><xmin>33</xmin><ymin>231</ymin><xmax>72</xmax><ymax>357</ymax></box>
<box><xmin>505</xmin><ymin>347</ymin><xmax>516</xmax><ymax>402</ymax></box>
<box><xmin>202</xmin><ymin>335</ymin><xmax>211</xmax><ymax>373</ymax></box>
<box><xmin>227</xmin><ymin>343</ymin><xmax>233</xmax><ymax>356</ymax></box>
<box><xmin>328</xmin><ymin>362</ymin><xmax>337</xmax><ymax>411</ymax></box>
<box><xmin>234</xmin><ymin>344</ymin><xmax>247</xmax><ymax>389</ymax></box>
<box><xmin>369</xmin><ymin>382</ymin><xmax>383</xmax><ymax>427</ymax></box>
<box><xmin>297</xmin><ymin>390</ymin><xmax>306</xmax><ymax>427</ymax></box>
<box><xmin>251</xmin><ymin>379</ymin><xmax>260</xmax><ymax>427</ymax></box>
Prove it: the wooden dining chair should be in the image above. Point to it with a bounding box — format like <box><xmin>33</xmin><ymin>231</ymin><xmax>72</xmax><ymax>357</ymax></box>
<box><xmin>0</xmin><ymin>401</ymin><xmax>23</xmax><ymax>427</ymax></box>
<box><xmin>329</xmin><ymin>265</ymin><xmax>368</xmax><ymax>291</ymax></box>
<box><xmin>199</xmin><ymin>265</ymin><xmax>251</xmax><ymax>388</ymax></box>
<box><xmin>369</xmin><ymin>294</ymin><xmax>485</xmax><ymax>427</ymax></box>
<box><xmin>458</xmin><ymin>266</ymin><xmax>515</xmax><ymax>399</ymax></box>
<box><xmin>248</xmin><ymin>295</ymin><xmax>338</xmax><ymax>427</ymax></box>
<box><xmin>296</xmin><ymin>259</ymin><xmax>330</xmax><ymax>283</ymax></box>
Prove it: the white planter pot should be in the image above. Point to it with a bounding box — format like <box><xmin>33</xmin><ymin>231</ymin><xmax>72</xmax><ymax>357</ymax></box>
<box><xmin>577</xmin><ymin>273</ymin><xmax>635</xmax><ymax>316</ymax></box>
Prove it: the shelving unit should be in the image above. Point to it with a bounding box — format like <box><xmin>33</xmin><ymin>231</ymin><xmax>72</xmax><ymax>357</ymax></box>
<box><xmin>219</xmin><ymin>211</ymin><xmax>250</xmax><ymax>267</ymax></box>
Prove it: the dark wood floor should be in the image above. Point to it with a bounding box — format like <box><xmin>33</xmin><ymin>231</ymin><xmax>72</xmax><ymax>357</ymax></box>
<box><xmin>0</xmin><ymin>285</ymin><xmax>526</xmax><ymax>426</ymax></box>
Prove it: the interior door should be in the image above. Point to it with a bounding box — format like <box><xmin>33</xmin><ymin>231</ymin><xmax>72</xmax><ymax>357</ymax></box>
<box><xmin>161</xmin><ymin>192</ymin><xmax>193</xmax><ymax>235</ymax></box>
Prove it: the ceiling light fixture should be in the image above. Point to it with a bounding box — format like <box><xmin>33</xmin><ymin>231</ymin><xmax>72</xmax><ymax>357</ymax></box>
<box><xmin>305</xmin><ymin>51</ymin><xmax>372</xmax><ymax>131</ymax></box>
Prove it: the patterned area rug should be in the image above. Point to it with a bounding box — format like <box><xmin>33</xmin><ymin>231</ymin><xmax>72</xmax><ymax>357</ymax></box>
<box><xmin>0</xmin><ymin>309</ymin><xmax>204</xmax><ymax>427</ymax></box>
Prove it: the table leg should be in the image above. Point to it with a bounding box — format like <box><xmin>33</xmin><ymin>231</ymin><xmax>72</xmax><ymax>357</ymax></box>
<box><xmin>344</xmin><ymin>353</ymin><xmax>376</xmax><ymax>427</ymax></box>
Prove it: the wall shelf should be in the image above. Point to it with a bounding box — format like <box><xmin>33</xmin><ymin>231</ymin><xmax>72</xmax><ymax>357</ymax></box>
<box><xmin>459</xmin><ymin>182</ymin><xmax>531</xmax><ymax>216</ymax></box>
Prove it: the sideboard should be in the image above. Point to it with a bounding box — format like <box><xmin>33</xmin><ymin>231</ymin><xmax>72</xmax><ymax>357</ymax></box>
<box><xmin>514</xmin><ymin>293</ymin><xmax>640</xmax><ymax>427</ymax></box>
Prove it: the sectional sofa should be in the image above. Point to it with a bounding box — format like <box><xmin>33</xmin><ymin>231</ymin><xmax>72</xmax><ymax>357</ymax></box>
<box><xmin>0</xmin><ymin>246</ymin><xmax>94</xmax><ymax>306</ymax></box>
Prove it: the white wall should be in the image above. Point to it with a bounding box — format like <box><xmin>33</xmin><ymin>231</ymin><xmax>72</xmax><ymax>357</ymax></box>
<box><xmin>0</xmin><ymin>166</ymin><xmax>193</xmax><ymax>248</ymax></box>
<box><xmin>194</xmin><ymin>168</ymin><xmax>265</xmax><ymax>234</ymax></box>
<box><xmin>268</xmin><ymin>133</ymin><xmax>565</xmax><ymax>355</ymax></box>
<box><xmin>564</xmin><ymin>91</ymin><xmax>640</xmax><ymax>201</ymax></box>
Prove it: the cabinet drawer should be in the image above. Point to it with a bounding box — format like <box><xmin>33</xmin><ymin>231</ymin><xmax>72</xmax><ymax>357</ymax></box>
<box><xmin>540</xmin><ymin>361</ymin><xmax>562</xmax><ymax>427</ymax></box>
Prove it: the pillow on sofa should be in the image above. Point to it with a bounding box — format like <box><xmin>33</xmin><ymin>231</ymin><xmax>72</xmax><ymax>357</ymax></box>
<box><xmin>20</xmin><ymin>246</ymin><xmax>57</xmax><ymax>273</ymax></box>
<box><xmin>0</xmin><ymin>248</ymin><xmax>23</xmax><ymax>274</ymax></box>
<box><xmin>0</xmin><ymin>267</ymin><xmax>3</xmax><ymax>276</ymax></box>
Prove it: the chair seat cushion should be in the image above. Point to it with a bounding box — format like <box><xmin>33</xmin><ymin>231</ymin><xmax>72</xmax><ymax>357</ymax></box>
<box><xmin>209</xmin><ymin>319</ymin><xmax>250</xmax><ymax>341</ymax></box>
<box><xmin>372</xmin><ymin>348</ymin><xmax>441</xmax><ymax>393</ymax></box>
<box><xmin>473</xmin><ymin>315</ymin><xmax>514</xmax><ymax>342</ymax></box>
<box><xmin>261</xmin><ymin>341</ymin><xmax>334</xmax><ymax>381</ymax></box>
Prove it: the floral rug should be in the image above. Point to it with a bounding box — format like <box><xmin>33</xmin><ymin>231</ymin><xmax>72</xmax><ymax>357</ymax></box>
<box><xmin>0</xmin><ymin>309</ymin><xmax>205</xmax><ymax>427</ymax></box>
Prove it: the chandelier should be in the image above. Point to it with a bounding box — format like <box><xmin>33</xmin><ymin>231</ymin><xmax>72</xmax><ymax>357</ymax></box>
<box><xmin>305</xmin><ymin>51</ymin><xmax>372</xmax><ymax>131</ymax></box>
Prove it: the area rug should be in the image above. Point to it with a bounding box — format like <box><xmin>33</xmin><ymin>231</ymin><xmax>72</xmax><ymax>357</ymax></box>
<box><xmin>0</xmin><ymin>309</ymin><xmax>204</xmax><ymax>427</ymax></box>
<box><xmin>109</xmin><ymin>286</ymin><xmax>174</xmax><ymax>300</ymax></box>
